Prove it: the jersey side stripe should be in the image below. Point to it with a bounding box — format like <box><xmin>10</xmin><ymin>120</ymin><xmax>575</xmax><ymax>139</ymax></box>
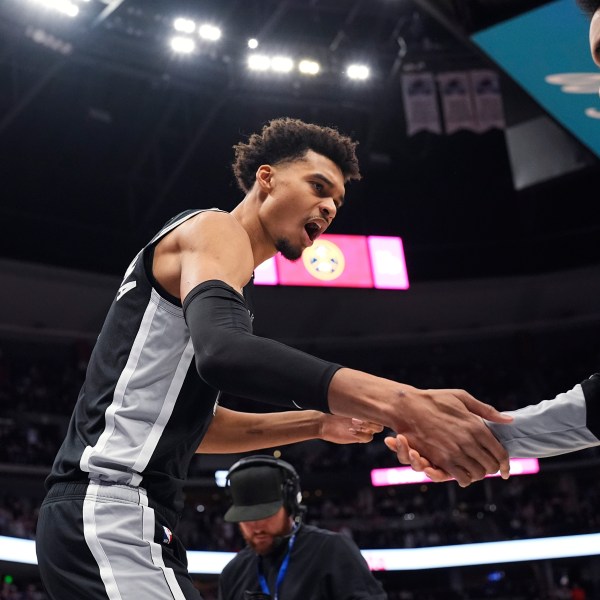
<box><xmin>80</xmin><ymin>297</ymin><xmax>159</xmax><ymax>478</ymax></box>
<box><xmin>132</xmin><ymin>336</ymin><xmax>195</xmax><ymax>474</ymax></box>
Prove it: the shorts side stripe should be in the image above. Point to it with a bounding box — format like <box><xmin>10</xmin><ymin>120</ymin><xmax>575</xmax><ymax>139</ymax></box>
<box><xmin>83</xmin><ymin>482</ymin><xmax>123</xmax><ymax>600</ymax></box>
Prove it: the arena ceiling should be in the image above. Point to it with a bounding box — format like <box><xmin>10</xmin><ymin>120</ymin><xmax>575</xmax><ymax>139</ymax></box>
<box><xmin>0</xmin><ymin>0</ymin><xmax>599</xmax><ymax>283</ymax></box>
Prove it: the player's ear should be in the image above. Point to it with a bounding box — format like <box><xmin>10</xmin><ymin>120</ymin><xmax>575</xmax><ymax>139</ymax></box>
<box><xmin>256</xmin><ymin>164</ymin><xmax>274</xmax><ymax>195</ymax></box>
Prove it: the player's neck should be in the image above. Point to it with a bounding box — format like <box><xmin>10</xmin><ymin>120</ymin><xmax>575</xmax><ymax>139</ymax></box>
<box><xmin>231</xmin><ymin>197</ymin><xmax>278</xmax><ymax>268</ymax></box>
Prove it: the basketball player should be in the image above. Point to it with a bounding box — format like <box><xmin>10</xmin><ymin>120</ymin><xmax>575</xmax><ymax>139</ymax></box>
<box><xmin>36</xmin><ymin>117</ymin><xmax>511</xmax><ymax>599</ymax></box>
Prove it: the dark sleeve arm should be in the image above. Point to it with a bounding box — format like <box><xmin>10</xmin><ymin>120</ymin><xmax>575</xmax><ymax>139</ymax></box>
<box><xmin>582</xmin><ymin>373</ymin><xmax>600</xmax><ymax>438</ymax></box>
<box><xmin>324</xmin><ymin>535</ymin><xmax>388</xmax><ymax>599</ymax></box>
<box><xmin>183</xmin><ymin>280</ymin><xmax>341</xmax><ymax>412</ymax></box>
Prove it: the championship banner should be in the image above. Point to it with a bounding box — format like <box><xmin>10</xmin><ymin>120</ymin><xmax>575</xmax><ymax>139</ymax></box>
<box><xmin>401</xmin><ymin>72</ymin><xmax>442</xmax><ymax>136</ymax></box>
<box><xmin>469</xmin><ymin>69</ymin><xmax>505</xmax><ymax>132</ymax></box>
<box><xmin>437</xmin><ymin>71</ymin><xmax>478</xmax><ymax>134</ymax></box>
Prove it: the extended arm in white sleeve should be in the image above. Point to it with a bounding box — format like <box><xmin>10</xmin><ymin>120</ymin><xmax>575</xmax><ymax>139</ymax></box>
<box><xmin>485</xmin><ymin>374</ymin><xmax>600</xmax><ymax>458</ymax></box>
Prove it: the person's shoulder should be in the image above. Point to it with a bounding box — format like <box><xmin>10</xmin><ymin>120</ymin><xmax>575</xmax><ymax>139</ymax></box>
<box><xmin>302</xmin><ymin>523</ymin><xmax>337</xmax><ymax>536</ymax></box>
<box><xmin>175</xmin><ymin>209</ymin><xmax>250</xmax><ymax>248</ymax></box>
<box><xmin>303</xmin><ymin>525</ymin><xmax>361</xmax><ymax>551</ymax></box>
<box><xmin>221</xmin><ymin>546</ymin><xmax>254</xmax><ymax>573</ymax></box>
<box><xmin>301</xmin><ymin>524</ymin><xmax>346</xmax><ymax>545</ymax></box>
<box><xmin>185</xmin><ymin>209</ymin><xmax>240</xmax><ymax>231</ymax></box>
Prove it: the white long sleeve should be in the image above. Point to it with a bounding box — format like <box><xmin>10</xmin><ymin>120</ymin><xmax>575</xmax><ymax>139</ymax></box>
<box><xmin>486</xmin><ymin>378</ymin><xmax>600</xmax><ymax>458</ymax></box>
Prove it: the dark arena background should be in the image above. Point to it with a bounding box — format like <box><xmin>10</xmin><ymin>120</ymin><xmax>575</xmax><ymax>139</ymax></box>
<box><xmin>1</xmin><ymin>0</ymin><xmax>600</xmax><ymax>598</ymax></box>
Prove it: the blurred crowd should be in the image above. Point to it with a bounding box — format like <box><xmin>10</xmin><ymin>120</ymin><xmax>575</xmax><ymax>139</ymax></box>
<box><xmin>1</xmin><ymin>322</ymin><xmax>599</xmax><ymax>599</ymax></box>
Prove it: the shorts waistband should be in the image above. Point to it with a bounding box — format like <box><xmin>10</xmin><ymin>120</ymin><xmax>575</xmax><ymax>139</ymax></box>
<box><xmin>45</xmin><ymin>481</ymin><xmax>179</xmax><ymax>526</ymax></box>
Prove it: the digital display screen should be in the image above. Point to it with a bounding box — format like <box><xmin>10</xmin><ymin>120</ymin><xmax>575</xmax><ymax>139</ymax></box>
<box><xmin>253</xmin><ymin>233</ymin><xmax>409</xmax><ymax>289</ymax></box>
<box><xmin>370</xmin><ymin>458</ymin><xmax>540</xmax><ymax>487</ymax></box>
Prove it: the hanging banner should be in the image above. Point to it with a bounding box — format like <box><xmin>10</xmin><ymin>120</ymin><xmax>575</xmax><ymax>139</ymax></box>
<box><xmin>469</xmin><ymin>69</ymin><xmax>505</xmax><ymax>132</ymax></box>
<box><xmin>401</xmin><ymin>72</ymin><xmax>442</xmax><ymax>136</ymax></box>
<box><xmin>437</xmin><ymin>71</ymin><xmax>478</xmax><ymax>134</ymax></box>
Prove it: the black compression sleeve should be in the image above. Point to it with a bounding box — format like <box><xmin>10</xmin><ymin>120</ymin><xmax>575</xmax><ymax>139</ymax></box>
<box><xmin>182</xmin><ymin>280</ymin><xmax>341</xmax><ymax>412</ymax></box>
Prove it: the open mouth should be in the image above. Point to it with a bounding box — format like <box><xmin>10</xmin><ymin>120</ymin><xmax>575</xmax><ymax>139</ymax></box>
<box><xmin>304</xmin><ymin>221</ymin><xmax>322</xmax><ymax>241</ymax></box>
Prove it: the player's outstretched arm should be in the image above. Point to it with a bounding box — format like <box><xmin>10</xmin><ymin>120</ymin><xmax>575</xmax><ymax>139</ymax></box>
<box><xmin>385</xmin><ymin>374</ymin><xmax>600</xmax><ymax>481</ymax></box>
<box><xmin>196</xmin><ymin>406</ymin><xmax>382</xmax><ymax>453</ymax></box>
<box><xmin>166</xmin><ymin>213</ymin><xmax>512</xmax><ymax>486</ymax></box>
<box><xmin>485</xmin><ymin>375</ymin><xmax>600</xmax><ymax>458</ymax></box>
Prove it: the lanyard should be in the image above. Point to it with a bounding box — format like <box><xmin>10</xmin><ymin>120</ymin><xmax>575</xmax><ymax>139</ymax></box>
<box><xmin>257</xmin><ymin>530</ymin><xmax>297</xmax><ymax>600</ymax></box>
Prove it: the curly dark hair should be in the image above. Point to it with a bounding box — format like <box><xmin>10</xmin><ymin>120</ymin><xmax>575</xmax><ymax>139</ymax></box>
<box><xmin>232</xmin><ymin>117</ymin><xmax>361</xmax><ymax>193</ymax></box>
<box><xmin>575</xmin><ymin>0</ymin><xmax>600</xmax><ymax>17</ymax></box>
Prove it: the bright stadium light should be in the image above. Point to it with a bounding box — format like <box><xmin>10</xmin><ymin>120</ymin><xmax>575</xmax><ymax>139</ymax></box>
<box><xmin>198</xmin><ymin>24</ymin><xmax>221</xmax><ymax>41</ymax></box>
<box><xmin>347</xmin><ymin>64</ymin><xmax>370</xmax><ymax>80</ymax></box>
<box><xmin>247</xmin><ymin>38</ymin><xmax>259</xmax><ymax>49</ymax></box>
<box><xmin>271</xmin><ymin>56</ymin><xmax>294</xmax><ymax>73</ymax></box>
<box><xmin>173</xmin><ymin>17</ymin><xmax>196</xmax><ymax>34</ymax></box>
<box><xmin>32</xmin><ymin>0</ymin><xmax>79</xmax><ymax>18</ymax></box>
<box><xmin>170</xmin><ymin>36</ymin><xmax>195</xmax><ymax>54</ymax></box>
<box><xmin>247</xmin><ymin>54</ymin><xmax>270</xmax><ymax>71</ymax></box>
<box><xmin>298</xmin><ymin>59</ymin><xmax>320</xmax><ymax>75</ymax></box>
<box><xmin>7</xmin><ymin>532</ymin><xmax>600</xmax><ymax>574</ymax></box>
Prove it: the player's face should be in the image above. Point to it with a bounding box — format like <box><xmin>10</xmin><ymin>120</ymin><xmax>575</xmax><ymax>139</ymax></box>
<box><xmin>238</xmin><ymin>507</ymin><xmax>293</xmax><ymax>555</ymax></box>
<box><xmin>590</xmin><ymin>7</ymin><xmax>600</xmax><ymax>70</ymax></box>
<box><xmin>258</xmin><ymin>150</ymin><xmax>346</xmax><ymax>261</ymax></box>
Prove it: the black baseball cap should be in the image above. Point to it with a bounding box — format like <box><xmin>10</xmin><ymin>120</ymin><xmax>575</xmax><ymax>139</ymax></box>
<box><xmin>224</xmin><ymin>464</ymin><xmax>286</xmax><ymax>523</ymax></box>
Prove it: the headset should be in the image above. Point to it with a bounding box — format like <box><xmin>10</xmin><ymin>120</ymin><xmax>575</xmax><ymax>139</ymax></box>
<box><xmin>226</xmin><ymin>455</ymin><xmax>305</xmax><ymax>519</ymax></box>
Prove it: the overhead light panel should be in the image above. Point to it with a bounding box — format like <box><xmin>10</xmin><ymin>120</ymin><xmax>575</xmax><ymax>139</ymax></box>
<box><xmin>173</xmin><ymin>17</ymin><xmax>196</xmax><ymax>34</ymax></box>
<box><xmin>247</xmin><ymin>38</ymin><xmax>259</xmax><ymax>50</ymax></box>
<box><xmin>170</xmin><ymin>36</ymin><xmax>195</xmax><ymax>54</ymax></box>
<box><xmin>347</xmin><ymin>64</ymin><xmax>370</xmax><ymax>80</ymax></box>
<box><xmin>32</xmin><ymin>0</ymin><xmax>79</xmax><ymax>18</ymax></box>
<box><xmin>198</xmin><ymin>24</ymin><xmax>221</xmax><ymax>41</ymax></box>
<box><xmin>271</xmin><ymin>56</ymin><xmax>294</xmax><ymax>73</ymax></box>
<box><xmin>298</xmin><ymin>59</ymin><xmax>320</xmax><ymax>76</ymax></box>
<box><xmin>247</xmin><ymin>54</ymin><xmax>270</xmax><ymax>71</ymax></box>
<box><xmin>247</xmin><ymin>54</ymin><xmax>318</xmax><ymax>76</ymax></box>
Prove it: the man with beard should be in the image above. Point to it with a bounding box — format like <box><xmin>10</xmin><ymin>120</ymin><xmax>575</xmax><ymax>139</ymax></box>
<box><xmin>218</xmin><ymin>455</ymin><xmax>387</xmax><ymax>600</ymax></box>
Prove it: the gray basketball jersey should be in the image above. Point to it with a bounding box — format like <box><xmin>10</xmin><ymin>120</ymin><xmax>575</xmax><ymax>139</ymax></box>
<box><xmin>47</xmin><ymin>209</ymin><xmax>243</xmax><ymax>512</ymax></box>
